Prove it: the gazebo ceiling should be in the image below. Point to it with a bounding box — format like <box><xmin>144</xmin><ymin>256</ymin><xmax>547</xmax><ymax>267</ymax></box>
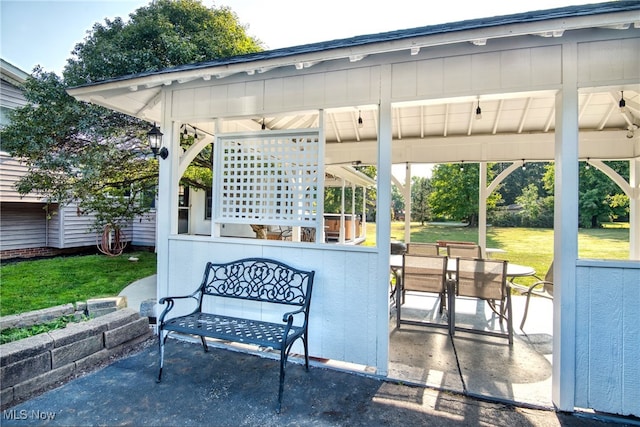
<box><xmin>197</xmin><ymin>86</ymin><xmax>639</xmax><ymax>165</ymax></box>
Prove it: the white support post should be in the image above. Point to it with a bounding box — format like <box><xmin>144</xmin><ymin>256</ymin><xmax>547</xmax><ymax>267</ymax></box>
<box><xmin>351</xmin><ymin>183</ymin><xmax>356</xmax><ymax>242</ymax></box>
<box><xmin>339</xmin><ymin>179</ymin><xmax>345</xmax><ymax>244</ymax></box>
<box><xmin>377</xmin><ymin>64</ymin><xmax>393</xmax><ymax>376</ymax></box>
<box><xmin>156</xmin><ymin>89</ymin><xmax>177</xmax><ymax>300</ymax></box>
<box><xmin>552</xmin><ymin>41</ymin><xmax>579</xmax><ymax>412</ymax></box>
<box><xmin>404</xmin><ymin>163</ymin><xmax>412</xmax><ymax>243</ymax></box>
<box><xmin>479</xmin><ymin>162</ymin><xmax>488</xmax><ymax>253</ymax></box>
<box><xmin>630</xmin><ymin>158</ymin><xmax>640</xmax><ymax>260</ymax></box>
<box><xmin>361</xmin><ymin>187</ymin><xmax>367</xmax><ymax>238</ymax></box>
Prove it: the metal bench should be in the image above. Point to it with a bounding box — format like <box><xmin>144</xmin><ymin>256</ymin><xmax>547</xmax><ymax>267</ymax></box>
<box><xmin>157</xmin><ymin>257</ymin><xmax>315</xmax><ymax>413</ymax></box>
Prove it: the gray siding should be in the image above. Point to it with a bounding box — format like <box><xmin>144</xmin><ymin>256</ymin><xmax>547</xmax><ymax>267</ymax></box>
<box><xmin>0</xmin><ymin>154</ymin><xmax>44</xmax><ymax>203</ymax></box>
<box><xmin>0</xmin><ymin>202</ymin><xmax>48</xmax><ymax>250</ymax></box>
<box><xmin>132</xmin><ymin>211</ymin><xmax>156</xmax><ymax>246</ymax></box>
<box><xmin>0</xmin><ymin>78</ymin><xmax>27</xmax><ymax>110</ymax></box>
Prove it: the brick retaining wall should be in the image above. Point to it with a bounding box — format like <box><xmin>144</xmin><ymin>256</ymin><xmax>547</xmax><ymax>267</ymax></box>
<box><xmin>0</xmin><ymin>308</ymin><xmax>152</xmax><ymax>409</ymax></box>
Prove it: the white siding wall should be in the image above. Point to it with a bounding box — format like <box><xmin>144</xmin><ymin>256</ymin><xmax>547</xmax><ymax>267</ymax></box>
<box><xmin>575</xmin><ymin>260</ymin><xmax>640</xmax><ymax>417</ymax></box>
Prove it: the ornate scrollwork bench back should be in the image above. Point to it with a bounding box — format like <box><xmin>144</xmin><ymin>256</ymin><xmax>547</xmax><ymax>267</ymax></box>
<box><xmin>157</xmin><ymin>258</ymin><xmax>315</xmax><ymax>413</ymax></box>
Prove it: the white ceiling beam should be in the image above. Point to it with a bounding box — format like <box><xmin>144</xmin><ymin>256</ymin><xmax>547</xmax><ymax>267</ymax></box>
<box><xmin>326</xmin><ymin>129</ymin><xmax>635</xmax><ymax>164</ymax></box>
<box><xmin>328</xmin><ymin>112</ymin><xmax>341</xmax><ymax>143</ymax></box>
<box><xmin>443</xmin><ymin>104</ymin><xmax>450</xmax><ymax>137</ymax></box>
<box><xmin>517</xmin><ymin>98</ymin><xmax>532</xmax><ymax>133</ymax></box>
<box><xmin>492</xmin><ymin>99</ymin><xmax>504</xmax><ymax>135</ymax></box>
<box><xmin>467</xmin><ymin>103</ymin><xmax>475</xmax><ymax>136</ymax></box>
<box><xmin>579</xmin><ymin>93</ymin><xmax>593</xmax><ymax>120</ymax></box>
<box><xmin>597</xmin><ymin>104</ymin><xmax>616</xmax><ymax>131</ymax></box>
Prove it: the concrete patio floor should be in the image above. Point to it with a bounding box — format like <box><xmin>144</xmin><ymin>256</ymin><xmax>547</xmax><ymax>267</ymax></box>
<box><xmin>389</xmin><ymin>292</ymin><xmax>554</xmax><ymax>409</ymax></box>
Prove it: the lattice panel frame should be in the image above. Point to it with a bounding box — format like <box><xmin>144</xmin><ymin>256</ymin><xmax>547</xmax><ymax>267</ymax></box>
<box><xmin>214</xmin><ymin>131</ymin><xmax>319</xmax><ymax>225</ymax></box>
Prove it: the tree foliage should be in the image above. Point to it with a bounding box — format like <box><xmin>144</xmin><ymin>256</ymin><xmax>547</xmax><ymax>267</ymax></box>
<box><xmin>0</xmin><ymin>0</ymin><xmax>262</xmax><ymax>233</ymax></box>
<box><xmin>428</xmin><ymin>163</ymin><xmax>501</xmax><ymax>226</ymax></box>
<box><xmin>542</xmin><ymin>161</ymin><xmax>629</xmax><ymax>228</ymax></box>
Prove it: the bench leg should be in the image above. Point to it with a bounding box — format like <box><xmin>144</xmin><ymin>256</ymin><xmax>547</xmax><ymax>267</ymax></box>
<box><xmin>277</xmin><ymin>346</ymin><xmax>287</xmax><ymax>414</ymax></box>
<box><xmin>303</xmin><ymin>335</ymin><xmax>309</xmax><ymax>371</ymax></box>
<box><xmin>157</xmin><ymin>329</ymin><xmax>167</xmax><ymax>382</ymax></box>
<box><xmin>200</xmin><ymin>335</ymin><xmax>208</xmax><ymax>352</ymax></box>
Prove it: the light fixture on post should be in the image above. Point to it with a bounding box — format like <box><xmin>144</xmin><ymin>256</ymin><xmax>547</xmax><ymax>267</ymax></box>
<box><xmin>459</xmin><ymin>160</ymin><xmax>464</xmax><ymax>172</ymax></box>
<box><xmin>261</xmin><ymin>118</ymin><xmax>266</xmax><ymax>130</ymax></box>
<box><xmin>147</xmin><ymin>122</ymin><xmax>167</xmax><ymax>159</ymax></box>
<box><xmin>357</xmin><ymin>110</ymin><xmax>363</xmax><ymax>129</ymax></box>
<box><xmin>585</xmin><ymin>158</ymin><xmax>590</xmax><ymax>170</ymax></box>
<box><xmin>521</xmin><ymin>159</ymin><xmax>526</xmax><ymax>171</ymax></box>
<box><xmin>475</xmin><ymin>100</ymin><xmax>482</xmax><ymax>120</ymax></box>
<box><xmin>619</xmin><ymin>91</ymin><xmax>627</xmax><ymax>113</ymax></box>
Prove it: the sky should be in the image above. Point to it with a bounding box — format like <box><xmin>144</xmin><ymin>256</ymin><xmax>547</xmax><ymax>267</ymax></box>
<box><xmin>1</xmin><ymin>0</ymin><xmax>602</xmax><ymax>75</ymax></box>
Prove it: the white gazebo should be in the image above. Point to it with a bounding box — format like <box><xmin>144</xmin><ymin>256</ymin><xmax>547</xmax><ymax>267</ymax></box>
<box><xmin>69</xmin><ymin>2</ymin><xmax>640</xmax><ymax>417</ymax></box>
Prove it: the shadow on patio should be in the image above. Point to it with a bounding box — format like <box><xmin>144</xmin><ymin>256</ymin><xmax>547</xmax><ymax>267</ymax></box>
<box><xmin>389</xmin><ymin>293</ymin><xmax>554</xmax><ymax>409</ymax></box>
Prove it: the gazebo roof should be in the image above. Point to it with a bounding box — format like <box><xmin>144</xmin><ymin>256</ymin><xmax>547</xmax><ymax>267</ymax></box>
<box><xmin>68</xmin><ymin>1</ymin><xmax>640</xmax><ymax>164</ymax></box>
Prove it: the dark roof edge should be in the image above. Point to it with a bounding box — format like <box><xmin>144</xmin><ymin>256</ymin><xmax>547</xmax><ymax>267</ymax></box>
<box><xmin>70</xmin><ymin>1</ymin><xmax>640</xmax><ymax>89</ymax></box>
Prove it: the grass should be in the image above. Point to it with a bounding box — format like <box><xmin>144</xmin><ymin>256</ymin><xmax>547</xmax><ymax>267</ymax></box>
<box><xmin>0</xmin><ymin>251</ymin><xmax>157</xmax><ymax>316</ymax></box>
<box><xmin>364</xmin><ymin>221</ymin><xmax>629</xmax><ymax>286</ymax></box>
<box><xmin>0</xmin><ymin>314</ymin><xmax>83</xmax><ymax>344</ymax></box>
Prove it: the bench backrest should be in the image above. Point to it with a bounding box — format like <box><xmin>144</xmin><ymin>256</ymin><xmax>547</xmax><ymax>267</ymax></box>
<box><xmin>199</xmin><ymin>258</ymin><xmax>315</xmax><ymax>309</ymax></box>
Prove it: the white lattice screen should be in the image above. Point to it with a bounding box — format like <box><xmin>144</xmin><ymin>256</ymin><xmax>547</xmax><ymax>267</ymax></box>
<box><xmin>215</xmin><ymin>132</ymin><xmax>319</xmax><ymax>225</ymax></box>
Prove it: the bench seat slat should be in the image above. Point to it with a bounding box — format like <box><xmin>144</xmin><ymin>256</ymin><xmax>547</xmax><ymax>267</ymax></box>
<box><xmin>163</xmin><ymin>313</ymin><xmax>303</xmax><ymax>349</ymax></box>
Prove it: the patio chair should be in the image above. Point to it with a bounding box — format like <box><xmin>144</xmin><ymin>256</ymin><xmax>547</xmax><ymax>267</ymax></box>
<box><xmin>397</xmin><ymin>254</ymin><xmax>450</xmax><ymax>329</ymax></box>
<box><xmin>449</xmin><ymin>257</ymin><xmax>512</xmax><ymax>344</ymax></box>
<box><xmin>510</xmin><ymin>262</ymin><xmax>554</xmax><ymax>331</ymax></box>
<box><xmin>406</xmin><ymin>242</ymin><xmax>440</xmax><ymax>256</ymax></box>
<box><xmin>446</xmin><ymin>243</ymin><xmax>482</xmax><ymax>258</ymax></box>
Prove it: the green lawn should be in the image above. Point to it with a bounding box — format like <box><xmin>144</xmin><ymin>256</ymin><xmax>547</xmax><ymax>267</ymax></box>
<box><xmin>365</xmin><ymin>221</ymin><xmax>629</xmax><ymax>286</ymax></box>
<box><xmin>0</xmin><ymin>251</ymin><xmax>157</xmax><ymax>316</ymax></box>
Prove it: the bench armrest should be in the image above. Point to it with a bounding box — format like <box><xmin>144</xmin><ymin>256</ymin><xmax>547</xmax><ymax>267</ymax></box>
<box><xmin>158</xmin><ymin>293</ymin><xmax>200</xmax><ymax>325</ymax></box>
<box><xmin>282</xmin><ymin>307</ymin><xmax>306</xmax><ymax>323</ymax></box>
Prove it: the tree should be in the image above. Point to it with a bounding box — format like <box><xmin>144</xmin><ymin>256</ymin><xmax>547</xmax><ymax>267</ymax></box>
<box><xmin>410</xmin><ymin>176</ymin><xmax>431</xmax><ymax>224</ymax></box>
<box><xmin>0</xmin><ymin>0</ymin><xmax>262</xmax><ymax>252</ymax></box>
<box><xmin>543</xmin><ymin>161</ymin><xmax>629</xmax><ymax>228</ymax></box>
<box><xmin>428</xmin><ymin>163</ymin><xmax>501</xmax><ymax>227</ymax></box>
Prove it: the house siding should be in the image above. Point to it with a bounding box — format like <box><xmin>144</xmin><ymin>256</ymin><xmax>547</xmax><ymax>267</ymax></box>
<box><xmin>0</xmin><ymin>202</ymin><xmax>48</xmax><ymax>250</ymax></box>
<box><xmin>0</xmin><ymin>79</ymin><xmax>26</xmax><ymax>108</ymax></box>
<box><xmin>132</xmin><ymin>211</ymin><xmax>156</xmax><ymax>247</ymax></box>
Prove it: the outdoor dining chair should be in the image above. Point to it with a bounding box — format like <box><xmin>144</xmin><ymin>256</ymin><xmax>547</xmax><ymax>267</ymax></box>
<box><xmin>446</xmin><ymin>243</ymin><xmax>482</xmax><ymax>258</ymax></box>
<box><xmin>397</xmin><ymin>254</ymin><xmax>450</xmax><ymax>329</ymax></box>
<box><xmin>448</xmin><ymin>257</ymin><xmax>513</xmax><ymax>344</ymax></box>
<box><xmin>509</xmin><ymin>261</ymin><xmax>554</xmax><ymax>331</ymax></box>
<box><xmin>406</xmin><ymin>242</ymin><xmax>440</xmax><ymax>256</ymax></box>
